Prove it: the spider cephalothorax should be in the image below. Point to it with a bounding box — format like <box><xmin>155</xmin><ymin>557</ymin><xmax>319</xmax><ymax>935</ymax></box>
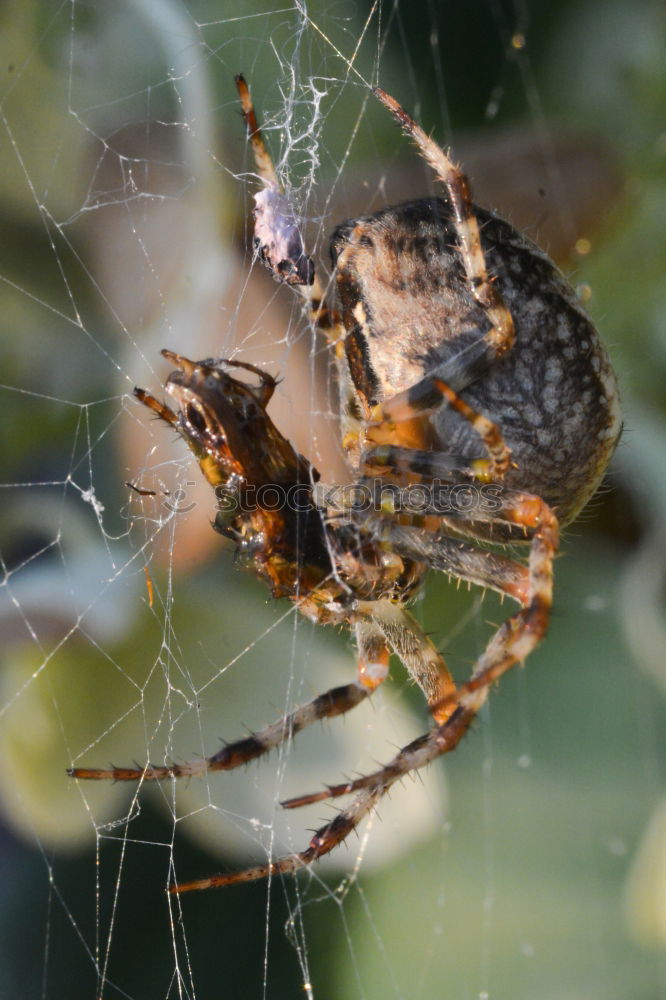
<box><xmin>69</xmin><ymin>77</ymin><xmax>621</xmax><ymax>892</ymax></box>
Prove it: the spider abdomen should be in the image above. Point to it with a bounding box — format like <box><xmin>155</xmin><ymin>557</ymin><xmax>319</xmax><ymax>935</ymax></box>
<box><xmin>332</xmin><ymin>198</ymin><xmax>621</xmax><ymax>525</ymax></box>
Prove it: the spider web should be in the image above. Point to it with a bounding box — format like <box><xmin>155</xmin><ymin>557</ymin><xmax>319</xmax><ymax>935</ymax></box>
<box><xmin>0</xmin><ymin>1</ymin><xmax>664</xmax><ymax>998</ymax></box>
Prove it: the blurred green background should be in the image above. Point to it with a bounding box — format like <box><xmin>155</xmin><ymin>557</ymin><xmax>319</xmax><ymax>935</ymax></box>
<box><xmin>0</xmin><ymin>0</ymin><xmax>664</xmax><ymax>997</ymax></box>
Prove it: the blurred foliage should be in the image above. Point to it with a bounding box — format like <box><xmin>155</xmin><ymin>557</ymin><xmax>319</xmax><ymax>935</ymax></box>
<box><xmin>0</xmin><ymin>0</ymin><xmax>664</xmax><ymax>998</ymax></box>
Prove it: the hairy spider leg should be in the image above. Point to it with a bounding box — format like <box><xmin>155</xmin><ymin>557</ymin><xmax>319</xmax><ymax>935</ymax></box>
<box><xmin>361</xmin><ymin>446</ymin><xmax>487</xmax><ymax>489</ymax></box>
<box><xmin>69</xmin><ymin>614</ymin><xmax>418</xmax><ymax>782</ymax></box>
<box><xmin>69</xmin><ymin>614</ymin><xmax>400</xmax><ymax>781</ymax></box>
<box><xmin>284</xmin><ymin>490</ymin><xmax>557</xmax><ymax>810</ymax></box>
<box><xmin>354</xmin><ymin>618</ymin><xmax>390</xmax><ymax>691</ymax></box>
<box><xmin>68</xmin><ymin>682</ymin><xmax>370</xmax><ymax>782</ymax></box>
<box><xmin>281</xmin><ymin>702</ymin><xmax>481</xmax><ymax>811</ymax></box>
<box><xmin>235</xmin><ymin>74</ymin><xmax>343</xmax><ymax>339</ymax></box>
<box><xmin>165</xmin><ymin>492</ymin><xmax>556</xmax><ymax>890</ymax></box>
<box><xmin>235</xmin><ymin>74</ymin><xmax>280</xmax><ymax>189</ymax></box>
<box><xmin>169</xmin><ymin>704</ymin><xmax>479</xmax><ymax>893</ymax></box>
<box><xmin>345</xmin><ymin>521</ymin><xmax>533</xmax><ymax>732</ymax></box>
<box><xmin>132</xmin><ymin>387</ymin><xmax>178</xmax><ymax>426</ymax></box>
<box><xmin>386</xmin><ymin>526</ymin><xmax>530</xmax><ymax>606</ymax></box>
<box><xmin>367</xmin><ymin>375</ymin><xmax>511</xmax><ymax>481</ymax></box>
<box><xmin>374</xmin><ymin>87</ymin><xmax>515</xmax><ymax>360</ymax></box>
<box><xmin>362</xmin><ymin>600</ymin><xmax>457</xmax><ymax>725</ymax></box>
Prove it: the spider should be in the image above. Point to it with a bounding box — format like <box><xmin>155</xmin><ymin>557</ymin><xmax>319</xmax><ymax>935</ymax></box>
<box><xmin>69</xmin><ymin>77</ymin><xmax>622</xmax><ymax>892</ymax></box>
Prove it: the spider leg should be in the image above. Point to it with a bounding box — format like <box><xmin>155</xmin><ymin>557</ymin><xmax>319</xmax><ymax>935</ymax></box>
<box><xmin>367</xmin><ymin>376</ymin><xmax>511</xmax><ymax>480</ymax></box>
<box><xmin>354</xmin><ymin>617</ymin><xmax>390</xmax><ymax>691</ymax></box>
<box><xmin>67</xmin><ymin>683</ymin><xmax>369</xmax><ymax>782</ymax></box>
<box><xmin>68</xmin><ymin>623</ymin><xmax>392</xmax><ymax>782</ymax></box>
<box><xmin>386</xmin><ymin>526</ymin><xmax>530</xmax><ymax>605</ymax></box>
<box><xmin>356</xmin><ymin>599</ymin><xmax>457</xmax><ymax>725</ymax></box>
<box><xmin>235</xmin><ymin>74</ymin><xmax>280</xmax><ymax>190</ymax></box>
<box><xmin>132</xmin><ymin>387</ymin><xmax>178</xmax><ymax>427</ymax></box>
<box><xmin>281</xmin><ymin>699</ymin><xmax>482</xmax><ymax>810</ymax></box>
<box><xmin>235</xmin><ymin>74</ymin><xmax>342</xmax><ymax>340</ymax></box>
<box><xmin>451</xmin><ymin>493</ymin><xmax>558</xmax><ymax>708</ymax></box>
<box><xmin>374</xmin><ymin>87</ymin><xmax>514</xmax><ymax>360</ymax></box>
<box><xmin>287</xmin><ymin>492</ymin><xmax>557</xmax><ymax>810</ymax></box>
<box><xmin>357</xmin><ymin>444</ymin><xmax>552</xmax><ymax>544</ymax></box>
<box><xmin>170</xmin><ymin>703</ymin><xmax>479</xmax><ymax>892</ymax></box>
<box><xmin>361</xmin><ymin>392</ymin><xmax>511</xmax><ymax>482</ymax></box>
<box><xmin>350</xmin><ymin>522</ymin><xmax>534</xmax><ymax>729</ymax></box>
<box><xmin>164</xmin><ymin>616</ymin><xmax>456</xmax><ymax>893</ymax></box>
